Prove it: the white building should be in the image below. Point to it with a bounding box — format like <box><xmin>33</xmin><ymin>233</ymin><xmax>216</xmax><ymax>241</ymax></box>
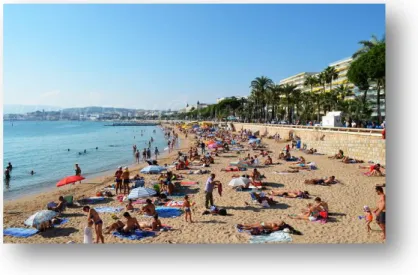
<box><xmin>279</xmin><ymin>72</ymin><xmax>318</xmax><ymax>92</ymax></box>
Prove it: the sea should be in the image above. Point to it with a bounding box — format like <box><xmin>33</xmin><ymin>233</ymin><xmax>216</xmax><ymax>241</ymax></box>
<box><xmin>3</xmin><ymin>121</ymin><xmax>170</xmax><ymax>200</ymax></box>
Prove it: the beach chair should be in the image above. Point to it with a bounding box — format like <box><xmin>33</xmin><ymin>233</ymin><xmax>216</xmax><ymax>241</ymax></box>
<box><xmin>63</xmin><ymin>195</ymin><xmax>74</xmax><ymax>207</ymax></box>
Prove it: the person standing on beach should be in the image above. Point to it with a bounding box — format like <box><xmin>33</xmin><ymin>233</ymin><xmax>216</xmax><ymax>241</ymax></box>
<box><xmin>114</xmin><ymin>166</ymin><xmax>123</xmax><ymax>194</ymax></box>
<box><xmin>183</xmin><ymin>195</ymin><xmax>193</xmax><ymax>223</ymax></box>
<box><xmin>200</xmin><ymin>141</ymin><xmax>205</xmax><ymax>155</ymax></box>
<box><xmin>122</xmin><ymin>167</ymin><xmax>130</xmax><ymax>195</ymax></box>
<box><xmin>135</xmin><ymin>150</ymin><xmax>140</xmax><ymax>164</ymax></box>
<box><xmin>154</xmin><ymin>147</ymin><xmax>159</xmax><ymax>160</ymax></box>
<box><xmin>83</xmin><ymin>206</ymin><xmax>104</xmax><ymax>243</ymax></box>
<box><xmin>168</xmin><ymin>140</ymin><xmax>171</xmax><ymax>153</ymax></box>
<box><xmin>147</xmin><ymin>148</ymin><xmax>151</xmax><ymax>159</ymax></box>
<box><xmin>204</xmin><ymin>174</ymin><xmax>220</xmax><ymax>209</ymax></box>
<box><xmin>75</xmin><ymin>164</ymin><xmax>81</xmax><ymax>176</ymax></box>
<box><xmin>374</xmin><ymin>186</ymin><xmax>386</xmax><ymax>240</ymax></box>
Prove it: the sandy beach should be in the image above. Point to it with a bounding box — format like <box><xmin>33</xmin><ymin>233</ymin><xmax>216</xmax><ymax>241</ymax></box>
<box><xmin>3</xmin><ymin>124</ymin><xmax>386</xmax><ymax>244</ymax></box>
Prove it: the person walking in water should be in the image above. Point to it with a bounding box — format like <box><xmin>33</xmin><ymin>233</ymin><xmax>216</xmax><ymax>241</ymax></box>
<box><xmin>154</xmin><ymin>147</ymin><xmax>159</xmax><ymax>160</ymax></box>
<box><xmin>147</xmin><ymin>147</ymin><xmax>151</xmax><ymax>159</ymax></box>
<box><xmin>75</xmin><ymin>164</ymin><xmax>81</xmax><ymax>176</ymax></box>
<box><xmin>135</xmin><ymin>150</ymin><xmax>140</xmax><ymax>164</ymax></box>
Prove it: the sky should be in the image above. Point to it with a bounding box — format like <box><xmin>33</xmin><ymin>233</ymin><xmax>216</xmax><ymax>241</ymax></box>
<box><xmin>3</xmin><ymin>4</ymin><xmax>385</xmax><ymax>110</ymax></box>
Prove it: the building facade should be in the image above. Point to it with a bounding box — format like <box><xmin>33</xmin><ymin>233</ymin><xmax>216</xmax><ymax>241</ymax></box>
<box><xmin>279</xmin><ymin>72</ymin><xmax>318</xmax><ymax>92</ymax></box>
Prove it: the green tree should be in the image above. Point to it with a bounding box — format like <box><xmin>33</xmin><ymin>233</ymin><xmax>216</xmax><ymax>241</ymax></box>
<box><xmin>324</xmin><ymin>66</ymin><xmax>339</xmax><ymax>92</ymax></box>
<box><xmin>250</xmin><ymin>76</ymin><xmax>273</xmax><ymax>121</ymax></box>
<box><xmin>352</xmin><ymin>34</ymin><xmax>385</xmax><ymax>59</ymax></box>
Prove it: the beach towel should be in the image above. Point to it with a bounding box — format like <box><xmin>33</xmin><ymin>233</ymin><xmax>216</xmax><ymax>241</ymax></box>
<box><xmin>112</xmin><ymin>230</ymin><xmax>156</xmax><ymax>241</ymax></box>
<box><xmin>4</xmin><ymin>228</ymin><xmax>39</xmax><ymax>238</ymax></box>
<box><xmin>81</xmin><ymin>197</ymin><xmax>105</xmax><ymax>204</ymax></box>
<box><xmin>146</xmin><ymin>207</ymin><xmax>182</xmax><ymax>218</ymax></box>
<box><xmin>252</xmin><ymin>181</ymin><xmax>263</xmax><ymax>187</ymax></box>
<box><xmin>164</xmin><ymin>201</ymin><xmax>184</xmax><ymax>208</ymax></box>
<box><xmin>249</xmin><ymin>231</ymin><xmax>292</xmax><ymax>244</ymax></box>
<box><xmin>132</xmin><ymin>199</ymin><xmax>147</xmax><ymax>205</ymax></box>
<box><xmin>94</xmin><ymin>206</ymin><xmax>123</xmax><ymax>213</ymax></box>
<box><xmin>180</xmin><ymin>181</ymin><xmax>198</xmax><ymax>186</ymax></box>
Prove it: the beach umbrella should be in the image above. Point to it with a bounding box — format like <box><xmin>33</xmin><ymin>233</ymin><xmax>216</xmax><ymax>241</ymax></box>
<box><xmin>56</xmin><ymin>175</ymin><xmax>85</xmax><ymax>187</ymax></box>
<box><xmin>128</xmin><ymin>187</ymin><xmax>157</xmax><ymax>200</ymax></box>
<box><xmin>228</xmin><ymin>177</ymin><xmax>251</xmax><ymax>187</ymax></box>
<box><xmin>140</xmin><ymin>165</ymin><xmax>167</xmax><ymax>174</ymax></box>
<box><xmin>24</xmin><ymin>210</ymin><xmax>58</xmax><ymax>228</ymax></box>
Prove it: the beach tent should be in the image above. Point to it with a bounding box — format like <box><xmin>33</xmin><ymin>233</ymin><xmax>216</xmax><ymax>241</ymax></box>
<box><xmin>24</xmin><ymin>210</ymin><xmax>58</xmax><ymax>228</ymax></box>
<box><xmin>140</xmin><ymin>165</ymin><xmax>167</xmax><ymax>174</ymax></box>
<box><xmin>128</xmin><ymin>187</ymin><xmax>157</xmax><ymax>200</ymax></box>
<box><xmin>228</xmin><ymin>177</ymin><xmax>251</xmax><ymax>187</ymax></box>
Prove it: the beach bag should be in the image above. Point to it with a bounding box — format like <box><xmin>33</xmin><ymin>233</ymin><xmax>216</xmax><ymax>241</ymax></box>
<box><xmin>218</xmin><ymin>208</ymin><xmax>227</xmax><ymax>216</ymax></box>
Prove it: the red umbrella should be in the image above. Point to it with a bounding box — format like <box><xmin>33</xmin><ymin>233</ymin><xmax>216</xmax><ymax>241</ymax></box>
<box><xmin>56</xmin><ymin>175</ymin><xmax>85</xmax><ymax>187</ymax></box>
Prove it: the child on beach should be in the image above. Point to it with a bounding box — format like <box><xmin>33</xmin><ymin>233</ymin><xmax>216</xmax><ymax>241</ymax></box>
<box><xmin>360</xmin><ymin>206</ymin><xmax>373</xmax><ymax>233</ymax></box>
<box><xmin>84</xmin><ymin>220</ymin><xmax>93</xmax><ymax>244</ymax></box>
<box><xmin>183</xmin><ymin>195</ymin><xmax>193</xmax><ymax>223</ymax></box>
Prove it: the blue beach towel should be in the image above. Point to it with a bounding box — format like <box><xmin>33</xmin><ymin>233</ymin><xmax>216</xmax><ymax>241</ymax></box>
<box><xmin>94</xmin><ymin>207</ymin><xmax>123</xmax><ymax>213</ymax></box>
<box><xmin>250</xmin><ymin>231</ymin><xmax>293</xmax><ymax>244</ymax></box>
<box><xmin>83</xmin><ymin>197</ymin><xmax>105</xmax><ymax>204</ymax></box>
<box><xmin>112</xmin><ymin>230</ymin><xmax>156</xmax><ymax>241</ymax></box>
<box><xmin>143</xmin><ymin>207</ymin><xmax>182</xmax><ymax>218</ymax></box>
<box><xmin>4</xmin><ymin>228</ymin><xmax>39</xmax><ymax>238</ymax></box>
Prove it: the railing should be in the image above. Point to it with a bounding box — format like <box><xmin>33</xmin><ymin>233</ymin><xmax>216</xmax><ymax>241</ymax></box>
<box><xmin>234</xmin><ymin>122</ymin><xmax>383</xmax><ymax>135</ymax></box>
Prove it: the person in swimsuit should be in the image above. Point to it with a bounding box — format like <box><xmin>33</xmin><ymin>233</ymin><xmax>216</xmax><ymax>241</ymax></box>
<box><xmin>138</xmin><ymin>214</ymin><xmax>163</xmax><ymax>231</ymax></box>
<box><xmin>122</xmin><ymin>167</ymin><xmax>130</xmax><ymax>195</ymax></box>
<box><xmin>105</xmin><ymin>212</ymin><xmax>141</xmax><ymax>235</ymax></box>
<box><xmin>268</xmin><ymin>189</ymin><xmax>310</xmax><ymax>198</ymax></box>
<box><xmin>141</xmin><ymin>199</ymin><xmax>156</xmax><ymax>216</ymax></box>
<box><xmin>304</xmin><ymin>176</ymin><xmax>337</xmax><ymax>186</ymax></box>
<box><xmin>183</xmin><ymin>195</ymin><xmax>193</xmax><ymax>223</ymax></box>
<box><xmin>236</xmin><ymin>220</ymin><xmax>301</xmax><ymax>235</ymax></box>
<box><xmin>75</xmin><ymin>164</ymin><xmax>81</xmax><ymax>176</ymax></box>
<box><xmin>329</xmin><ymin>150</ymin><xmax>344</xmax><ymax>159</ymax></box>
<box><xmin>83</xmin><ymin>206</ymin><xmax>104</xmax><ymax>243</ymax></box>
<box><xmin>114</xmin><ymin>166</ymin><xmax>123</xmax><ymax>195</ymax></box>
<box><xmin>374</xmin><ymin>186</ymin><xmax>386</xmax><ymax>240</ymax></box>
<box><xmin>126</xmin><ymin>199</ymin><xmax>134</xmax><ymax>211</ymax></box>
<box><xmin>264</xmin><ymin>156</ymin><xmax>273</xmax><ymax>165</ymax></box>
<box><xmin>288</xmin><ymin>203</ymin><xmax>320</xmax><ymax>221</ymax></box>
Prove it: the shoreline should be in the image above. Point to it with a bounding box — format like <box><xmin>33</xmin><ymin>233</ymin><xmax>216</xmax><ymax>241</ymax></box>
<box><xmin>3</xmin><ymin>124</ymin><xmax>174</xmax><ymax>201</ymax></box>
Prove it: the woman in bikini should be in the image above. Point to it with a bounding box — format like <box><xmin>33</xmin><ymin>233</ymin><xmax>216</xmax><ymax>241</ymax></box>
<box><xmin>268</xmin><ymin>189</ymin><xmax>310</xmax><ymax>198</ymax></box>
<box><xmin>236</xmin><ymin>220</ymin><xmax>301</xmax><ymax>235</ymax></box>
<box><xmin>289</xmin><ymin>203</ymin><xmax>321</xmax><ymax>221</ymax></box>
<box><xmin>304</xmin><ymin>176</ymin><xmax>337</xmax><ymax>186</ymax></box>
<box><xmin>83</xmin><ymin>206</ymin><xmax>104</xmax><ymax>243</ymax></box>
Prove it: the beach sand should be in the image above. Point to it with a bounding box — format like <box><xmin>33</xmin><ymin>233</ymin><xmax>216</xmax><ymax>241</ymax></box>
<box><xmin>3</xmin><ymin>126</ymin><xmax>386</xmax><ymax>244</ymax></box>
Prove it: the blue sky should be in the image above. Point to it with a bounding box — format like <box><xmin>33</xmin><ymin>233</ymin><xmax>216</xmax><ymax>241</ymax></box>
<box><xmin>3</xmin><ymin>4</ymin><xmax>385</xmax><ymax>110</ymax></box>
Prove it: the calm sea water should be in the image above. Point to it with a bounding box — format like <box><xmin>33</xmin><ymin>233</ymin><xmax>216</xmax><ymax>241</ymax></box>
<box><xmin>3</xmin><ymin>121</ymin><xmax>169</xmax><ymax>200</ymax></box>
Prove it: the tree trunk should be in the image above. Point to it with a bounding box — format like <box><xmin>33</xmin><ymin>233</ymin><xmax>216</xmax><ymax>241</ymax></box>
<box><xmin>376</xmin><ymin>80</ymin><xmax>382</xmax><ymax>124</ymax></box>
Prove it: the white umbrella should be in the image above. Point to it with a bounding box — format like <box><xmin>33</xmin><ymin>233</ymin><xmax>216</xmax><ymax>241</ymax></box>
<box><xmin>24</xmin><ymin>210</ymin><xmax>58</xmax><ymax>228</ymax></box>
<box><xmin>128</xmin><ymin>187</ymin><xmax>157</xmax><ymax>200</ymax></box>
<box><xmin>140</xmin><ymin>165</ymin><xmax>167</xmax><ymax>174</ymax></box>
<box><xmin>228</xmin><ymin>177</ymin><xmax>251</xmax><ymax>187</ymax></box>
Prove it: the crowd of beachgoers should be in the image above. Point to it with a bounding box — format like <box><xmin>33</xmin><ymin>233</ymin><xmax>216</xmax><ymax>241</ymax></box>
<box><xmin>3</xmin><ymin>122</ymin><xmax>386</xmax><ymax>244</ymax></box>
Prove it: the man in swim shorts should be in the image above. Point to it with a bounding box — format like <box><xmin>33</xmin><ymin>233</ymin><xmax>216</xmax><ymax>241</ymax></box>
<box><xmin>114</xmin><ymin>166</ymin><xmax>123</xmax><ymax>195</ymax></box>
<box><xmin>374</xmin><ymin>186</ymin><xmax>386</xmax><ymax>240</ymax></box>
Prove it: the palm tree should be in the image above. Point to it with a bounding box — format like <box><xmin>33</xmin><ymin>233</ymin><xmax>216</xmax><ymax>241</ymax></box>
<box><xmin>304</xmin><ymin>75</ymin><xmax>318</xmax><ymax>94</ymax></box>
<box><xmin>280</xmin><ymin>84</ymin><xmax>299</xmax><ymax>124</ymax></box>
<box><xmin>334</xmin><ymin>84</ymin><xmax>354</xmax><ymax>110</ymax></box>
<box><xmin>324</xmin><ymin>66</ymin><xmax>339</xmax><ymax>92</ymax></box>
<box><xmin>266</xmin><ymin>84</ymin><xmax>282</xmax><ymax>122</ymax></box>
<box><xmin>250</xmin><ymin>76</ymin><xmax>273</xmax><ymax>121</ymax></box>
<box><xmin>352</xmin><ymin>34</ymin><xmax>385</xmax><ymax>59</ymax></box>
<box><xmin>313</xmin><ymin>72</ymin><xmax>326</xmax><ymax>121</ymax></box>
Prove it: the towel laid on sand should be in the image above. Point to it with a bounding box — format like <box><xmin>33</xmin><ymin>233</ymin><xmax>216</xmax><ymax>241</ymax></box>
<box><xmin>81</xmin><ymin>197</ymin><xmax>106</xmax><ymax>204</ymax></box>
<box><xmin>250</xmin><ymin>231</ymin><xmax>293</xmax><ymax>244</ymax></box>
<box><xmin>164</xmin><ymin>201</ymin><xmax>184</xmax><ymax>207</ymax></box>
<box><xmin>180</xmin><ymin>181</ymin><xmax>198</xmax><ymax>186</ymax></box>
<box><xmin>53</xmin><ymin>218</ymin><xmax>69</xmax><ymax>227</ymax></box>
<box><xmin>4</xmin><ymin>228</ymin><xmax>39</xmax><ymax>238</ymax></box>
<box><xmin>94</xmin><ymin>206</ymin><xmax>123</xmax><ymax>213</ymax></box>
<box><xmin>144</xmin><ymin>207</ymin><xmax>182</xmax><ymax>218</ymax></box>
<box><xmin>112</xmin><ymin>230</ymin><xmax>156</xmax><ymax>241</ymax></box>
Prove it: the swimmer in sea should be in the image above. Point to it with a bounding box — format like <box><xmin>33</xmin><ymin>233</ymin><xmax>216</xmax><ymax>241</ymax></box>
<box><xmin>30</xmin><ymin>170</ymin><xmax>35</xmax><ymax>175</ymax></box>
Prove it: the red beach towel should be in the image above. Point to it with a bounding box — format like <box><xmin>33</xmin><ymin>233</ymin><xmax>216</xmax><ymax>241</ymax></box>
<box><xmin>180</xmin><ymin>181</ymin><xmax>198</xmax><ymax>186</ymax></box>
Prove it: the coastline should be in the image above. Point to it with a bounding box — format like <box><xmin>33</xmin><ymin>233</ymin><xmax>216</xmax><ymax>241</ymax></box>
<box><xmin>3</xmin><ymin>124</ymin><xmax>386</xmax><ymax>244</ymax></box>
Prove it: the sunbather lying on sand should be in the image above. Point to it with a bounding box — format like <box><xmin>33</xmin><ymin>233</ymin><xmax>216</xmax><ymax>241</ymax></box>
<box><xmin>342</xmin><ymin>157</ymin><xmax>364</xmax><ymax>163</ymax></box>
<box><xmin>236</xmin><ymin>220</ymin><xmax>301</xmax><ymax>235</ymax></box>
<box><xmin>105</xmin><ymin>212</ymin><xmax>141</xmax><ymax>234</ymax></box>
<box><xmin>304</xmin><ymin>176</ymin><xmax>338</xmax><ymax>186</ymax></box>
<box><xmin>268</xmin><ymin>189</ymin><xmax>310</xmax><ymax>198</ymax></box>
<box><xmin>289</xmin><ymin>162</ymin><xmax>317</xmax><ymax>170</ymax></box>
<box><xmin>295</xmin><ymin>156</ymin><xmax>306</xmax><ymax>164</ymax></box>
<box><xmin>305</xmin><ymin>148</ymin><xmax>317</xmax><ymax>154</ymax></box>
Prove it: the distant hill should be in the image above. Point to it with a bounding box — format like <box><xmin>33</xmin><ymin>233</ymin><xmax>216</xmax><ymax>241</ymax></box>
<box><xmin>3</xmin><ymin>104</ymin><xmax>62</xmax><ymax>114</ymax></box>
<box><xmin>61</xmin><ymin>106</ymin><xmax>140</xmax><ymax>114</ymax></box>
